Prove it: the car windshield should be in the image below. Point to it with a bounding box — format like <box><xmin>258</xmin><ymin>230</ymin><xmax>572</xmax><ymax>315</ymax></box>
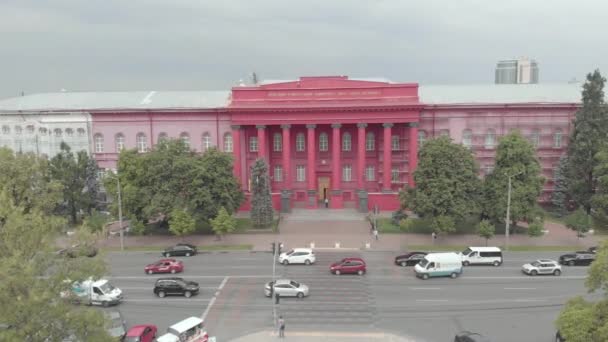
<box><xmin>418</xmin><ymin>259</ymin><xmax>428</xmax><ymax>268</ymax></box>
<box><xmin>99</xmin><ymin>282</ymin><xmax>115</xmax><ymax>293</ymax></box>
<box><xmin>290</xmin><ymin>281</ymin><xmax>300</xmax><ymax>288</ymax></box>
<box><xmin>286</xmin><ymin>249</ymin><xmax>295</xmax><ymax>255</ymax></box>
<box><xmin>531</xmin><ymin>261</ymin><xmax>541</xmax><ymax>267</ymax></box>
<box><xmin>462</xmin><ymin>248</ymin><xmax>472</xmax><ymax>255</ymax></box>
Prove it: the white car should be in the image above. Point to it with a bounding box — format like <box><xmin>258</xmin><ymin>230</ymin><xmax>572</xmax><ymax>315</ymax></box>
<box><xmin>264</xmin><ymin>279</ymin><xmax>309</xmax><ymax>298</ymax></box>
<box><xmin>522</xmin><ymin>259</ymin><xmax>562</xmax><ymax>276</ymax></box>
<box><xmin>278</xmin><ymin>248</ymin><xmax>315</xmax><ymax>265</ymax></box>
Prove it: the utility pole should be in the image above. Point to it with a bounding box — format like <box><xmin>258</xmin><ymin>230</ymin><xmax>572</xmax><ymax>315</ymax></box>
<box><xmin>504</xmin><ymin>171</ymin><xmax>522</xmax><ymax>251</ymax></box>
<box><xmin>117</xmin><ymin>174</ymin><xmax>124</xmax><ymax>252</ymax></box>
<box><xmin>272</xmin><ymin>237</ymin><xmax>277</xmax><ymax>327</ymax></box>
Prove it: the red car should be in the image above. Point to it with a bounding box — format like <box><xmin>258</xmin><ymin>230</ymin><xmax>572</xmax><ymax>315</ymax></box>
<box><xmin>124</xmin><ymin>324</ymin><xmax>157</xmax><ymax>342</ymax></box>
<box><xmin>330</xmin><ymin>257</ymin><xmax>367</xmax><ymax>275</ymax></box>
<box><xmin>144</xmin><ymin>259</ymin><xmax>184</xmax><ymax>274</ymax></box>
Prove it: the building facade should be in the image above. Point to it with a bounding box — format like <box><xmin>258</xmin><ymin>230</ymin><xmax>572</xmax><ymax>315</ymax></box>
<box><xmin>495</xmin><ymin>57</ymin><xmax>539</xmax><ymax>84</ymax></box>
<box><xmin>0</xmin><ymin>76</ymin><xmax>581</xmax><ymax>212</ymax></box>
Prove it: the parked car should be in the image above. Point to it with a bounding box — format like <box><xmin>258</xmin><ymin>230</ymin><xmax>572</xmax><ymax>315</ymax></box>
<box><xmin>278</xmin><ymin>248</ymin><xmax>315</xmax><ymax>265</ymax></box>
<box><xmin>559</xmin><ymin>251</ymin><xmax>596</xmax><ymax>266</ymax></box>
<box><xmin>57</xmin><ymin>244</ymin><xmax>98</xmax><ymax>258</ymax></box>
<box><xmin>588</xmin><ymin>246</ymin><xmax>598</xmax><ymax>254</ymax></box>
<box><xmin>522</xmin><ymin>259</ymin><xmax>562</xmax><ymax>276</ymax></box>
<box><xmin>395</xmin><ymin>252</ymin><xmax>427</xmax><ymax>267</ymax></box>
<box><xmin>264</xmin><ymin>279</ymin><xmax>309</xmax><ymax>298</ymax></box>
<box><xmin>124</xmin><ymin>324</ymin><xmax>158</xmax><ymax>342</ymax></box>
<box><xmin>415</xmin><ymin>253</ymin><xmax>463</xmax><ymax>279</ymax></box>
<box><xmin>104</xmin><ymin>310</ymin><xmax>127</xmax><ymax>340</ymax></box>
<box><xmin>555</xmin><ymin>331</ymin><xmax>565</xmax><ymax>342</ymax></box>
<box><xmin>330</xmin><ymin>257</ymin><xmax>366</xmax><ymax>275</ymax></box>
<box><xmin>454</xmin><ymin>331</ymin><xmax>491</xmax><ymax>342</ymax></box>
<box><xmin>163</xmin><ymin>244</ymin><xmax>197</xmax><ymax>257</ymax></box>
<box><xmin>460</xmin><ymin>246</ymin><xmax>503</xmax><ymax>266</ymax></box>
<box><xmin>144</xmin><ymin>259</ymin><xmax>184</xmax><ymax>274</ymax></box>
<box><xmin>154</xmin><ymin>277</ymin><xmax>199</xmax><ymax>298</ymax></box>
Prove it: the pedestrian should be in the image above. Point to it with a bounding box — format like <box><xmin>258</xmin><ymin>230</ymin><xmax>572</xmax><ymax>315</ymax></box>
<box><xmin>324</xmin><ymin>197</ymin><xmax>329</xmax><ymax>208</ymax></box>
<box><xmin>278</xmin><ymin>315</ymin><xmax>285</xmax><ymax>338</ymax></box>
<box><xmin>432</xmin><ymin>232</ymin><xmax>437</xmax><ymax>244</ymax></box>
<box><xmin>373</xmin><ymin>227</ymin><xmax>379</xmax><ymax>241</ymax></box>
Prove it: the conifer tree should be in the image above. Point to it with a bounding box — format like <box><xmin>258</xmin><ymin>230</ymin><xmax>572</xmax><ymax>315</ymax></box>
<box><xmin>250</xmin><ymin>158</ymin><xmax>273</xmax><ymax>227</ymax></box>
<box><xmin>551</xmin><ymin>154</ymin><xmax>569</xmax><ymax>216</ymax></box>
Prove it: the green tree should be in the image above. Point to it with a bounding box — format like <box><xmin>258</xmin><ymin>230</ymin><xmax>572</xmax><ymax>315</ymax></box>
<box><xmin>210</xmin><ymin>206</ymin><xmax>237</xmax><ymax>239</ymax></box>
<box><xmin>565</xmin><ymin>208</ymin><xmax>592</xmax><ymax>238</ymax></box>
<box><xmin>250</xmin><ymin>158</ymin><xmax>273</xmax><ymax>227</ymax></box>
<box><xmin>551</xmin><ymin>154</ymin><xmax>570</xmax><ymax>216</ymax></box>
<box><xmin>403</xmin><ymin>136</ymin><xmax>482</xmax><ymax>230</ymax></box>
<box><xmin>169</xmin><ymin>208</ymin><xmax>196</xmax><ymax>236</ymax></box>
<box><xmin>50</xmin><ymin>142</ymin><xmax>99</xmax><ymax>223</ymax></box>
<box><xmin>527</xmin><ymin>217</ymin><xmax>544</xmax><ymax>237</ymax></box>
<box><xmin>591</xmin><ymin>147</ymin><xmax>608</xmax><ymax>231</ymax></box>
<box><xmin>567</xmin><ymin>70</ymin><xmax>608</xmax><ymax>214</ymax></box>
<box><xmin>483</xmin><ymin>132</ymin><xmax>545</xmax><ymax>228</ymax></box>
<box><xmin>477</xmin><ymin>219</ymin><xmax>495</xmax><ymax>246</ymax></box>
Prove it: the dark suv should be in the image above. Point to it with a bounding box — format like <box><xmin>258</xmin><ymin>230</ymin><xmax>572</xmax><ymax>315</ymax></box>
<box><xmin>559</xmin><ymin>251</ymin><xmax>595</xmax><ymax>266</ymax></box>
<box><xmin>163</xmin><ymin>243</ymin><xmax>197</xmax><ymax>257</ymax></box>
<box><xmin>153</xmin><ymin>277</ymin><xmax>199</xmax><ymax>298</ymax></box>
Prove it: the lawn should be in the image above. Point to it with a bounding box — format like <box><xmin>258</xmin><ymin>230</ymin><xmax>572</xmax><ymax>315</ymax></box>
<box><xmin>233</xmin><ymin>217</ymin><xmax>280</xmax><ymax>233</ymax></box>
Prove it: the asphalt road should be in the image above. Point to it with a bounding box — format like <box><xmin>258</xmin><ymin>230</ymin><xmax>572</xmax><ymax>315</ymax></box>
<box><xmin>105</xmin><ymin>250</ymin><xmax>595</xmax><ymax>342</ymax></box>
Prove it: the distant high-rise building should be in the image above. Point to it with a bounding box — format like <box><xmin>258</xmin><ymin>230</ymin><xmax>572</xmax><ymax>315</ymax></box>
<box><xmin>495</xmin><ymin>57</ymin><xmax>539</xmax><ymax>84</ymax></box>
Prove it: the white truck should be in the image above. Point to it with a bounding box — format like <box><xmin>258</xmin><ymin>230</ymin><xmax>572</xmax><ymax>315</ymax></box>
<box><xmin>61</xmin><ymin>278</ymin><xmax>123</xmax><ymax>307</ymax></box>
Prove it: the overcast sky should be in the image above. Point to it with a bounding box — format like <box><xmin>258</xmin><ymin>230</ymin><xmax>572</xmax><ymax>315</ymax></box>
<box><xmin>0</xmin><ymin>0</ymin><xmax>606</xmax><ymax>99</ymax></box>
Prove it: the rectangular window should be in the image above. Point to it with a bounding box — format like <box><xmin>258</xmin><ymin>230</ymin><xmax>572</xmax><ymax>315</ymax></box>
<box><xmin>296</xmin><ymin>165</ymin><xmax>305</xmax><ymax>182</ymax></box>
<box><xmin>553</xmin><ymin>131</ymin><xmax>562</xmax><ymax>148</ymax></box>
<box><xmin>296</xmin><ymin>134</ymin><xmax>305</xmax><ymax>152</ymax></box>
<box><xmin>274</xmin><ymin>165</ymin><xmax>283</xmax><ymax>182</ymax></box>
<box><xmin>365</xmin><ymin>165</ymin><xmax>375</xmax><ymax>181</ymax></box>
<box><xmin>391</xmin><ymin>135</ymin><xmax>400</xmax><ymax>151</ymax></box>
<box><xmin>391</xmin><ymin>168</ymin><xmax>399</xmax><ymax>183</ymax></box>
<box><xmin>342</xmin><ymin>164</ymin><xmax>352</xmax><ymax>182</ymax></box>
<box><xmin>273</xmin><ymin>134</ymin><xmax>282</xmax><ymax>152</ymax></box>
<box><xmin>249</xmin><ymin>136</ymin><xmax>258</xmax><ymax>152</ymax></box>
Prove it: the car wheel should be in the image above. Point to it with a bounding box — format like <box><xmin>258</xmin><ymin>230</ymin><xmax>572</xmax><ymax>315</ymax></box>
<box><xmin>358</xmin><ymin>270</ymin><xmax>364</xmax><ymax>275</ymax></box>
<box><xmin>401</xmin><ymin>261</ymin><xmax>407</xmax><ymax>267</ymax></box>
<box><xmin>422</xmin><ymin>274</ymin><xmax>429</xmax><ymax>280</ymax></box>
<box><xmin>164</xmin><ymin>253</ymin><xmax>170</xmax><ymax>257</ymax></box>
<box><xmin>102</xmin><ymin>301</ymin><xmax>109</xmax><ymax>307</ymax></box>
<box><xmin>157</xmin><ymin>291</ymin><xmax>166</xmax><ymax>298</ymax></box>
<box><xmin>305</xmin><ymin>259</ymin><xmax>311</xmax><ymax>265</ymax></box>
<box><xmin>185</xmin><ymin>252</ymin><xmax>191</xmax><ymax>257</ymax></box>
<box><xmin>184</xmin><ymin>291</ymin><xmax>192</xmax><ymax>298</ymax></box>
<box><xmin>530</xmin><ymin>270</ymin><xmax>538</xmax><ymax>276</ymax></box>
<box><xmin>463</xmin><ymin>261</ymin><xmax>470</xmax><ymax>266</ymax></box>
<box><xmin>282</xmin><ymin>260</ymin><xmax>289</xmax><ymax>265</ymax></box>
<box><xmin>568</xmin><ymin>260</ymin><xmax>575</xmax><ymax>266</ymax></box>
<box><xmin>335</xmin><ymin>270</ymin><xmax>341</xmax><ymax>275</ymax></box>
<box><xmin>147</xmin><ymin>270</ymin><xmax>154</xmax><ymax>275</ymax></box>
<box><xmin>450</xmin><ymin>272</ymin><xmax>458</xmax><ymax>279</ymax></box>
<box><xmin>297</xmin><ymin>292</ymin><xmax>304</xmax><ymax>299</ymax></box>
<box><xmin>554</xmin><ymin>269</ymin><xmax>562</xmax><ymax>276</ymax></box>
<box><xmin>171</xmin><ymin>269</ymin><xmax>176</xmax><ymax>274</ymax></box>
<box><xmin>493</xmin><ymin>261</ymin><xmax>500</xmax><ymax>267</ymax></box>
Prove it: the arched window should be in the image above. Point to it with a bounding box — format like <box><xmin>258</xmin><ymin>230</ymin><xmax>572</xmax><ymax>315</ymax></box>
<box><xmin>365</xmin><ymin>165</ymin><xmax>375</xmax><ymax>181</ymax></box>
<box><xmin>462</xmin><ymin>129</ymin><xmax>472</xmax><ymax>148</ymax></box>
<box><xmin>136</xmin><ymin>133</ymin><xmax>147</xmax><ymax>153</ymax></box>
<box><xmin>273</xmin><ymin>133</ymin><xmax>282</xmax><ymax>152</ymax></box>
<box><xmin>342</xmin><ymin>132</ymin><xmax>352</xmax><ymax>151</ymax></box>
<box><xmin>180</xmin><ymin>132</ymin><xmax>190</xmax><ymax>149</ymax></box>
<box><xmin>158</xmin><ymin>132</ymin><xmax>168</xmax><ymax>143</ymax></box>
<box><xmin>14</xmin><ymin>126</ymin><xmax>22</xmax><ymax>135</ymax></box>
<box><xmin>39</xmin><ymin>127</ymin><xmax>47</xmax><ymax>136</ymax></box>
<box><xmin>391</xmin><ymin>135</ymin><xmax>400</xmax><ymax>151</ymax></box>
<box><xmin>77</xmin><ymin>128</ymin><xmax>85</xmax><ymax>136</ymax></box>
<box><xmin>223</xmin><ymin>133</ymin><xmax>233</xmax><ymax>152</ymax></box>
<box><xmin>319</xmin><ymin>132</ymin><xmax>328</xmax><ymax>152</ymax></box>
<box><xmin>484</xmin><ymin>129</ymin><xmax>495</xmax><ymax>149</ymax></box>
<box><xmin>295</xmin><ymin>133</ymin><xmax>305</xmax><ymax>152</ymax></box>
<box><xmin>202</xmin><ymin>132</ymin><xmax>212</xmax><ymax>151</ymax></box>
<box><xmin>54</xmin><ymin>128</ymin><xmax>62</xmax><ymax>137</ymax></box>
<box><xmin>553</xmin><ymin>130</ymin><xmax>563</xmax><ymax>148</ymax></box>
<box><xmin>1</xmin><ymin>125</ymin><xmax>9</xmax><ymax>134</ymax></box>
<box><xmin>365</xmin><ymin>132</ymin><xmax>375</xmax><ymax>151</ymax></box>
<box><xmin>65</xmin><ymin>128</ymin><xmax>74</xmax><ymax>137</ymax></box>
<box><xmin>418</xmin><ymin>130</ymin><xmax>427</xmax><ymax>148</ymax></box>
<box><xmin>115</xmin><ymin>133</ymin><xmax>125</xmax><ymax>152</ymax></box>
<box><xmin>249</xmin><ymin>136</ymin><xmax>258</xmax><ymax>152</ymax></box>
<box><xmin>94</xmin><ymin>134</ymin><xmax>104</xmax><ymax>153</ymax></box>
<box><xmin>530</xmin><ymin>129</ymin><xmax>540</xmax><ymax>148</ymax></box>
<box><xmin>26</xmin><ymin>125</ymin><xmax>35</xmax><ymax>134</ymax></box>
<box><xmin>342</xmin><ymin>164</ymin><xmax>352</xmax><ymax>181</ymax></box>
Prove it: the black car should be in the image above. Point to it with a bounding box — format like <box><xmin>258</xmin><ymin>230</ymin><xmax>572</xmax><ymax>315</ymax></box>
<box><xmin>163</xmin><ymin>244</ymin><xmax>197</xmax><ymax>257</ymax></box>
<box><xmin>454</xmin><ymin>331</ymin><xmax>490</xmax><ymax>342</ymax></box>
<box><xmin>558</xmin><ymin>251</ymin><xmax>595</xmax><ymax>266</ymax></box>
<box><xmin>588</xmin><ymin>246</ymin><xmax>598</xmax><ymax>254</ymax></box>
<box><xmin>395</xmin><ymin>252</ymin><xmax>427</xmax><ymax>267</ymax></box>
<box><xmin>58</xmin><ymin>244</ymin><xmax>98</xmax><ymax>258</ymax></box>
<box><xmin>153</xmin><ymin>277</ymin><xmax>199</xmax><ymax>298</ymax></box>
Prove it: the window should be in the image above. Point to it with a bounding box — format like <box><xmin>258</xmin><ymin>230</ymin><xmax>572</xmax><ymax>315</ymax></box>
<box><xmin>94</xmin><ymin>134</ymin><xmax>104</xmax><ymax>153</ymax></box>
<box><xmin>224</xmin><ymin>133</ymin><xmax>233</xmax><ymax>152</ymax></box>
<box><xmin>180</xmin><ymin>132</ymin><xmax>190</xmax><ymax>149</ymax></box>
<box><xmin>391</xmin><ymin>135</ymin><xmax>400</xmax><ymax>151</ymax></box>
<box><xmin>485</xmin><ymin>129</ymin><xmax>495</xmax><ymax>149</ymax></box>
<box><xmin>342</xmin><ymin>164</ymin><xmax>352</xmax><ymax>181</ymax></box>
<box><xmin>158</xmin><ymin>132</ymin><xmax>168</xmax><ymax>143</ymax></box>
<box><xmin>202</xmin><ymin>132</ymin><xmax>212</xmax><ymax>151</ymax></box>
<box><xmin>440</xmin><ymin>129</ymin><xmax>449</xmax><ymax>137</ymax></box>
<box><xmin>366</xmin><ymin>132</ymin><xmax>375</xmax><ymax>151</ymax></box>
<box><xmin>342</xmin><ymin>132</ymin><xmax>352</xmax><ymax>151</ymax></box>
<box><xmin>530</xmin><ymin>129</ymin><xmax>540</xmax><ymax>148</ymax></box>
<box><xmin>26</xmin><ymin>125</ymin><xmax>35</xmax><ymax>134</ymax></box>
<box><xmin>14</xmin><ymin>126</ymin><xmax>22</xmax><ymax>135</ymax></box>
<box><xmin>418</xmin><ymin>130</ymin><xmax>426</xmax><ymax>148</ymax></box>
<box><xmin>249</xmin><ymin>136</ymin><xmax>258</xmax><ymax>152</ymax></box>
<box><xmin>365</xmin><ymin>165</ymin><xmax>375</xmax><ymax>181</ymax></box>
<box><xmin>77</xmin><ymin>128</ymin><xmax>85</xmax><ymax>136</ymax></box>
<box><xmin>319</xmin><ymin>132</ymin><xmax>328</xmax><ymax>152</ymax></box>
<box><xmin>462</xmin><ymin>129</ymin><xmax>472</xmax><ymax>148</ymax></box>
<box><xmin>273</xmin><ymin>133</ymin><xmax>282</xmax><ymax>152</ymax></box>
<box><xmin>1</xmin><ymin>125</ymin><xmax>9</xmax><ymax>134</ymax></box>
<box><xmin>274</xmin><ymin>165</ymin><xmax>283</xmax><ymax>182</ymax></box>
<box><xmin>54</xmin><ymin>128</ymin><xmax>62</xmax><ymax>137</ymax></box>
<box><xmin>554</xmin><ymin>130</ymin><xmax>562</xmax><ymax>148</ymax></box>
<box><xmin>136</xmin><ymin>133</ymin><xmax>147</xmax><ymax>153</ymax></box>
<box><xmin>115</xmin><ymin>133</ymin><xmax>125</xmax><ymax>152</ymax></box>
<box><xmin>296</xmin><ymin>133</ymin><xmax>305</xmax><ymax>152</ymax></box>
<box><xmin>296</xmin><ymin>165</ymin><xmax>305</xmax><ymax>182</ymax></box>
<box><xmin>65</xmin><ymin>128</ymin><xmax>73</xmax><ymax>137</ymax></box>
<box><xmin>391</xmin><ymin>168</ymin><xmax>400</xmax><ymax>183</ymax></box>
<box><xmin>39</xmin><ymin>127</ymin><xmax>47</xmax><ymax>136</ymax></box>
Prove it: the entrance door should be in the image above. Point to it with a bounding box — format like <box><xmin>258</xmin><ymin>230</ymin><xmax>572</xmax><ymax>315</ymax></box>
<box><xmin>318</xmin><ymin>177</ymin><xmax>330</xmax><ymax>201</ymax></box>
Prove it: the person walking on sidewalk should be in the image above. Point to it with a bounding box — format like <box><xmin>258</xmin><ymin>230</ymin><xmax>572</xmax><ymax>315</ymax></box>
<box><xmin>278</xmin><ymin>316</ymin><xmax>285</xmax><ymax>338</ymax></box>
<box><xmin>324</xmin><ymin>197</ymin><xmax>329</xmax><ymax>208</ymax></box>
<box><xmin>373</xmin><ymin>227</ymin><xmax>379</xmax><ymax>241</ymax></box>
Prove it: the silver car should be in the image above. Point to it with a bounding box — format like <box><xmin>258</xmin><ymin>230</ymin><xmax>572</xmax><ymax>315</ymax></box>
<box><xmin>522</xmin><ymin>259</ymin><xmax>562</xmax><ymax>276</ymax></box>
<box><xmin>264</xmin><ymin>279</ymin><xmax>309</xmax><ymax>298</ymax></box>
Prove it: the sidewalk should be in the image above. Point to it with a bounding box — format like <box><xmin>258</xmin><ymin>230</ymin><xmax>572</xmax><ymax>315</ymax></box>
<box><xmin>229</xmin><ymin>330</ymin><xmax>420</xmax><ymax>342</ymax></box>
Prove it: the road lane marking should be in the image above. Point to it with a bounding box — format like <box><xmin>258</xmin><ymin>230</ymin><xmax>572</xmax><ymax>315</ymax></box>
<box><xmin>409</xmin><ymin>287</ymin><xmax>441</xmax><ymax>290</ymax></box>
<box><xmin>416</xmin><ymin>299</ymin><xmax>449</xmax><ymax>302</ymax></box>
<box><xmin>109</xmin><ymin>275</ymin><xmax>271</xmax><ymax>279</ymax></box>
<box><xmin>120</xmin><ymin>287</ymin><xmax>220</xmax><ymax>290</ymax></box>
<box><xmin>463</xmin><ymin>276</ymin><xmax>585</xmax><ymax>279</ymax></box>
<box><xmin>504</xmin><ymin>287</ymin><xmax>537</xmax><ymax>290</ymax></box>
<box><xmin>124</xmin><ymin>298</ymin><xmax>212</xmax><ymax>303</ymax></box>
<box><xmin>514</xmin><ymin>299</ymin><xmax>547</xmax><ymax>302</ymax></box>
<box><xmin>202</xmin><ymin>276</ymin><xmax>229</xmax><ymax>321</ymax></box>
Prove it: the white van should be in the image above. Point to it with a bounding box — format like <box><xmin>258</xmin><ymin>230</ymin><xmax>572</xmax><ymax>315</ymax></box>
<box><xmin>414</xmin><ymin>253</ymin><xmax>463</xmax><ymax>280</ymax></box>
<box><xmin>157</xmin><ymin>316</ymin><xmax>209</xmax><ymax>342</ymax></box>
<box><xmin>460</xmin><ymin>247</ymin><xmax>503</xmax><ymax>266</ymax></box>
<box><xmin>61</xmin><ymin>278</ymin><xmax>123</xmax><ymax>306</ymax></box>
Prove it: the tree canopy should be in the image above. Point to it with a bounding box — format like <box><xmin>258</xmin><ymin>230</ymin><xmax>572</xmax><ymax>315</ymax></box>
<box><xmin>250</xmin><ymin>158</ymin><xmax>274</xmax><ymax>227</ymax></box>
<box><xmin>476</xmin><ymin>219</ymin><xmax>495</xmax><ymax>246</ymax></box>
<box><xmin>169</xmin><ymin>208</ymin><xmax>196</xmax><ymax>236</ymax></box>
<box><xmin>210</xmin><ymin>206</ymin><xmax>237</xmax><ymax>239</ymax></box>
<box><xmin>551</xmin><ymin>154</ymin><xmax>569</xmax><ymax>216</ymax></box>
<box><xmin>591</xmin><ymin>147</ymin><xmax>608</xmax><ymax>230</ymax></box>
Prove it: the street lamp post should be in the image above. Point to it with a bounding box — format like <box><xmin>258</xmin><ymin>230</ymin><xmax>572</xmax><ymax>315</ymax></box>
<box><xmin>504</xmin><ymin>171</ymin><xmax>522</xmax><ymax>251</ymax></box>
<box><xmin>116</xmin><ymin>173</ymin><xmax>124</xmax><ymax>252</ymax></box>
